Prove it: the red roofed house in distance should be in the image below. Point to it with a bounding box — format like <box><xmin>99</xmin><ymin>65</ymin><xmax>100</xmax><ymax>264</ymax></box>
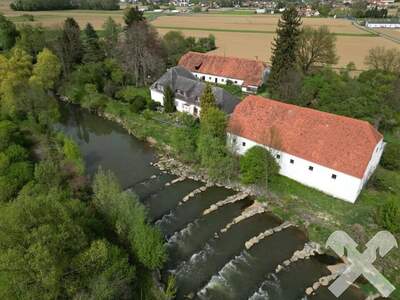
<box><xmin>228</xmin><ymin>95</ymin><xmax>385</xmax><ymax>203</ymax></box>
<box><xmin>178</xmin><ymin>51</ymin><xmax>269</xmax><ymax>94</ymax></box>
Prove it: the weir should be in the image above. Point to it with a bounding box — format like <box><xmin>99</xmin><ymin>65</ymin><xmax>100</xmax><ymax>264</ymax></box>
<box><xmin>56</xmin><ymin>103</ymin><xmax>364</xmax><ymax>300</ymax></box>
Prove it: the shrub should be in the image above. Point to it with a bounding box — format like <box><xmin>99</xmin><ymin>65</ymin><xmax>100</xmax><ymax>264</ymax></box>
<box><xmin>368</xmin><ymin>167</ymin><xmax>400</xmax><ymax>194</ymax></box>
<box><xmin>240</xmin><ymin>146</ymin><xmax>280</xmax><ymax>185</ymax></box>
<box><xmin>129</xmin><ymin>96</ymin><xmax>147</xmax><ymax>113</ymax></box>
<box><xmin>381</xmin><ymin>142</ymin><xmax>400</xmax><ymax>171</ymax></box>
<box><xmin>376</xmin><ymin>195</ymin><xmax>400</xmax><ymax>233</ymax></box>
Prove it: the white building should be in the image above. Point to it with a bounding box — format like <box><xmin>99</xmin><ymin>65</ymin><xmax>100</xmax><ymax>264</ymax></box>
<box><xmin>150</xmin><ymin>66</ymin><xmax>240</xmax><ymax>117</ymax></box>
<box><xmin>228</xmin><ymin>95</ymin><xmax>385</xmax><ymax>203</ymax></box>
<box><xmin>178</xmin><ymin>51</ymin><xmax>269</xmax><ymax>93</ymax></box>
<box><xmin>366</xmin><ymin>18</ymin><xmax>400</xmax><ymax>28</ymax></box>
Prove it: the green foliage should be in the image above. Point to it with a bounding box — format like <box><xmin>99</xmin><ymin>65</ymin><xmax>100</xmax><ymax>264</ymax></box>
<box><xmin>30</xmin><ymin>48</ymin><xmax>61</xmax><ymax>90</ymax></box>
<box><xmin>170</xmin><ymin>114</ymin><xmax>199</xmax><ymax>162</ymax></box>
<box><xmin>164</xmin><ymin>275</ymin><xmax>177</xmax><ymax>300</ymax></box>
<box><xmin>268</xmin><ymin>6</ymin><xmax>302</xmax><ymax>99</ymax></box>
<box><xmin>61</xmin><ymin>135</ymin><xmax>85</xmax><ymax>175</ymax></box>
<box><xmin>15</xmin><ymin>24</ymin><xmax>47</xmax><ymax>59</ymax></box>
<box><xmin>381</xmin><ymin>142</ymin><xmax>400</xmax><ymax>171</ymax></box>
<box><xmin>124</xmin><ymin>6</ymin><xmax>145</xmax><ymax>27</ymax></box>
<box><xmin>0</xmin><ymin>14</ymin><xmax>19</xmax><ymax>51</ymax></box>
<box><xmin>163</xmin><ymin>86</ymin><xmax>176</xmax><ymax>113</ymax></box>
<box><xmin>82</xmin><ymin>23</ymin><xmax>104</xmax><ymax>64</ymax></box>
<box><xmin>163</xmin><ymin>31</ymin><xmax>190</xmax><ymax>67</ymax></box>
<box><xmin>376</xmin><ymin>195</ymin><xmax>400</xmax><ymax>233</ymax></box>
<box><xmin>299</xmin><ymin>68</ymin><xmax>400</xmax><ymax>130</ymax></box>
<box><xmin>102</xmin><ymin>17</ymin><xmax>122</xmax><ymax>59</ymax></box>
<box><xmin>239</xmin><ymin>146</ymin><xmax>280</xmax><ymax>185</ymax></box>
<box><xmin>92</xmin><ymin>169</ymin><xmax>166</xmax><ymax>269</ymax></box>
<box><xmin>369</xmin><ymin>167</ymin><xmax>400</xmax><ymax>194</ymax></box>
<box><xmin>199</xmin><ymin>106</ymin><xmax>227</xmax><ymax>140</ymax></box>
<box><xmin>297</xmin><ymin>26</ymin><xmax>338</xmax><ymax>74</ymax></box>
<box><xmin>200</xmin><ymin>84</ymin><xmax>216</xmax><ymax>118</ymax></box>
<box><xmin>55</xmin><ymin>18</ymin><xmax>83</xmax><ymax>75</ymax></box>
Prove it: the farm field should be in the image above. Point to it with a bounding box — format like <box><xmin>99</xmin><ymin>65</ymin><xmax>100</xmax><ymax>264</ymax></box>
<box><xmin>375</xmin><ymin>28</ymin><xmax>400</xmax><ymax>40</ymax></box>
<box><xmin>157</xmin><ymin>24</ymin><xmax>399</xmax><ymax>70</ymax></box>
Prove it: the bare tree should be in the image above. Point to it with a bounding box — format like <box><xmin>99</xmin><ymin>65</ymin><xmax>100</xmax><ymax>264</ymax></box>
<box><xmin>118</xmin><ymin>21</ymin><xmax>165</xmax><ymax>87</ymax></box>
<box><xmin>365</xmin><ymin>46</ymin><xmax>400</xmax><ymax>73</ymax></box>
<box><xmin>297</xmin><ymin>25</ymin><xmax>338</xmax><ymax>74</ymax></box>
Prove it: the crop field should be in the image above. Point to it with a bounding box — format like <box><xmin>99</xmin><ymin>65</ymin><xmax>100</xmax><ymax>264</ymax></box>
<box><xmin>375</xmin><ymin>28</ymin><xmax>400</xmax><ymax>40</ymax></box>
<box><xmin>154</xmin><ymin>14</ymin><xmax>400</xmax><ymax>69</ymax></box>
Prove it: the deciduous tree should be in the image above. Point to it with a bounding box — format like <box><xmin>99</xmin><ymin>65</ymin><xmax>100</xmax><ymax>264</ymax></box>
<box><xmin>297</xmin><ymin>25</ymin><xmax>338</xmax><ymax>74</ymax></box>
<box><xmin>365</xmin><ymin>46</ymin><xmax>400</xmax><ymax>74</ymax></box>
<box><xmin>0</xmin><ymin>14</ymin><xmax>19</xmax><ymax>51</ymax></box>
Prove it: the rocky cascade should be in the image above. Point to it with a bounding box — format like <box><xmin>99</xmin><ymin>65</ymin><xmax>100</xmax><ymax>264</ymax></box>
<box><xmin>164</xmin><ymin>176</ymin><xmax>186</xmax><ymax>187</ymax></box>
<box><xmin>202</xmin><ymin>192</ymin><xmax>250</xmax><ymax>215</ymax></box>
<box><xmin>245</xmin><ymin>221</ymin><xmax>293</xmax><ymax>250</ymax></box>
<box><xmin>304</xmin><ymin>263</ymin><xmax>347</xmax><ymax>296</ymax></box>
<box><xmin>221</xmin><ymin>202</ymin><xmax>268</xmax><ymax>233</ymax></box>
<box><xmin>274</xmin><ymin>242</ymin><xmax>323</xmax><ymax>273</ymax></box>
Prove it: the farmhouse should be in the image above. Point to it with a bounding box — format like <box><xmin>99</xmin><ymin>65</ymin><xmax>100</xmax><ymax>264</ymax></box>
<box><xmin>228</xmin><ymin>95</ymin><xmax>384</xmax><ymax>203</ymax></box>
<box><xmin>150</xmin><ymin>66</ymin><xmax>240</xmax><ymax>117</ymax></box>
<box><xmin>178</xmin><ymin>51</ymin><xmax>269</xmax><ymax>93</ymax></box>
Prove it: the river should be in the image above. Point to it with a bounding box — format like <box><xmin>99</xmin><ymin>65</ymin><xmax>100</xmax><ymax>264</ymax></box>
<box><xmin>56</xmin><ymin>103</ymin><xmax>364</xmax><ymax>300</ymax></box>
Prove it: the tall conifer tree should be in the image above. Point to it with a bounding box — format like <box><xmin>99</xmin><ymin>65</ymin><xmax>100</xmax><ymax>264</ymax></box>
<box><xmin>268</xmin><ymin>7</ymin><xmax>302</xmax><ymax>99</ymax></box>
<box><xmin>82</xmin><ymin>23</ymin><xmax>104</xmax><ymax>63</ymax></box>
<box><xmin>200</xmin><ymin>83</ymin><xmax>216</xmax><ymax>118</ymax></box>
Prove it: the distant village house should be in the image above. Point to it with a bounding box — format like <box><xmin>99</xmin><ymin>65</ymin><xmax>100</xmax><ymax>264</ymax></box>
<box><xmin>178</xmin><ymin>52</ymin><xmax>269</xmax><ymax>93</ymax></box>
<box><xmin>150</xmin><ymin>66</ymin><xmax>240</xmax><ymax>117</ymax></box>
<box><xmin>228</xmin><ymin>95</ymin><xmax>384</xmax><ymax>203</ymax></box>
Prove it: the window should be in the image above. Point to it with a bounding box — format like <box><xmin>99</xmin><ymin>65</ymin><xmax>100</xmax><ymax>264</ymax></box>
<box><xmin>234</xmin><ymin>80</ymin><xmax>238</xmax><ymax>84</ymax></box>
<box><xmin>242</xmin><ymin>142</ymin><xmax>246</xmax><ymax>147</ymax></box>
<box><xmin>332</xmin><ymin>174</ymin><xmax>337</xmax><ymax>179</ymax></box>
<box><xmin>309</xmin><ymin>166</ymin><xmax>314</xmax><ymax>171</ymax></box>
<box><xmin>221</xmin><ymin>79</ymin><xmax>225</xmax><ymax>82</ymax></box>
<box><xmin>209</xmin><ymin>77</ymin><xmax>212</xmax><ymax>80</ymax></box>
<box><xmin>233</xmin><ymin>138</ymin><xmax>237</xmax><ymax>143</ymax></box>
<box><xmin>276</xmin><ymin>154</ymin><xmax>280</xmax><ymax>159</ymax></box>
<box><xmin>290</xmin><ymin>159</ymin><xmax>294</xmax><ymax>164</ymax></box>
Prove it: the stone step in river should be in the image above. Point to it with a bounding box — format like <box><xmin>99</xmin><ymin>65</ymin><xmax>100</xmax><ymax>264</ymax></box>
<box><xmin>165</xmin><ymin>198</ymin><xmax>253</xmax><ymax>271</ymax></box>
<box><xmin>156</xmin><ymin>186</ymin><xmax>236</xmax><ymax>237</ymax></box>
<box><xmin>197</xmin><ymin>226</ymin><xmax>308</xmax><ymax>300</ymax></box>
<box><xmin>127</xmin><ymin>172</ymin><xmax>177</xmax><ymax>199</ymax></box>
<box><xmin>171</xmin><ymin>213</ymin><xmax>282</xmax><ymax>299</ymax></box>
<box><xmin>143</xmin><ymin>179</ymin><xmax>204</xmax><ymax>221</ymax></box>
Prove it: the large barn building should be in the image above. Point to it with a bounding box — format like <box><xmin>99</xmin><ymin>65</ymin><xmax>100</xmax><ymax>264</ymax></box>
<box><xmin>178</xmin><ymin>52</ymin><xmax>269</xmax><ymax>93</ymax></box>
<box><xmin>228</xmin><ymin>95</ymin><xmax>385</xmax><ymax>203</ymax></box>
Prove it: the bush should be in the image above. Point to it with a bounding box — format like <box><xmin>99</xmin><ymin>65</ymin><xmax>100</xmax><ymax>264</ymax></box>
<box><xmin>376</xmin><ymin>195</ymin><xmax>400</xmax><ymax>233</ymax></box>
<box><xmin>381</xmin><ymin>142</ymin><xmax>400</xmax><ymax>171</ymax></box>
<box><xmin>368</xmin><ymin>167</ymin><xmax>400</xmax><ymax>194</ymax></box>
<box><xmin>130</xmin><ymin>96</ymin><xmax>147</xmax><ymax>113</ymax></box>
<box><xmin>240</xmin><ymin>146</ymin><xmax>280</xmax><ymax>185</ymax></box>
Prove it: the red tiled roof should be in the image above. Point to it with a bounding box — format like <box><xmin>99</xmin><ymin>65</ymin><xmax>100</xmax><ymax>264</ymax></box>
<box><xmin>228</xmin><ymin>95</ymin><xmax>383</xmax><ymax>178</ymax></box>
<box><xmin>178</xmin><ymin>51</ymin><xmax>267</xmax><ymax>87</ymax></box>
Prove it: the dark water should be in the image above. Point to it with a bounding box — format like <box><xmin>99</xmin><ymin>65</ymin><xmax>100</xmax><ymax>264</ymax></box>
<box><xmin>57</xmin><ymin>103</ymin><xmax>364</xmax><ymax>300</ymax></box>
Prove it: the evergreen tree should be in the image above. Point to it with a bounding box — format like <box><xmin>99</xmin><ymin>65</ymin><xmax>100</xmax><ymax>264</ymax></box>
<box><xmin>268</xmin><ymin>6</ymin><xmax>302</xmax><ymax>99</ymax></box>
<box><xmin>82</xmin><ymin>23</ymin><xmax>104</xmax><ymax>63</ymax></box>
<box><xmin>200</xmin><ymin>83</ymin><xmax>216</xmax><ymax>118</ymax></box>
<box><xmin>124</xmin><ymin>6</ymin><xmax>145</xmax><ymax>27</ymax></box>
<box><xmin>102</xmin><ymin>17</ymin><xmax>121</xmax><ymax>58</ymax></box>
<box><xmin>163</xmin><ymin>86</ymin><xmax>175</xmax><ymax>113</ymax></box>
<box><xmin>56</xmin><ymin>18</ymin><xmax>83</xmax><ymax>75</ymax></box>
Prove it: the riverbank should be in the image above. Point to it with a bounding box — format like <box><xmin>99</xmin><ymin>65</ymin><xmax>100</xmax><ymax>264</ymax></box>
<box><xmin>58</xmin><ymin>97</ymin><xmax>399</xmax><ymax>299</ymax></box>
